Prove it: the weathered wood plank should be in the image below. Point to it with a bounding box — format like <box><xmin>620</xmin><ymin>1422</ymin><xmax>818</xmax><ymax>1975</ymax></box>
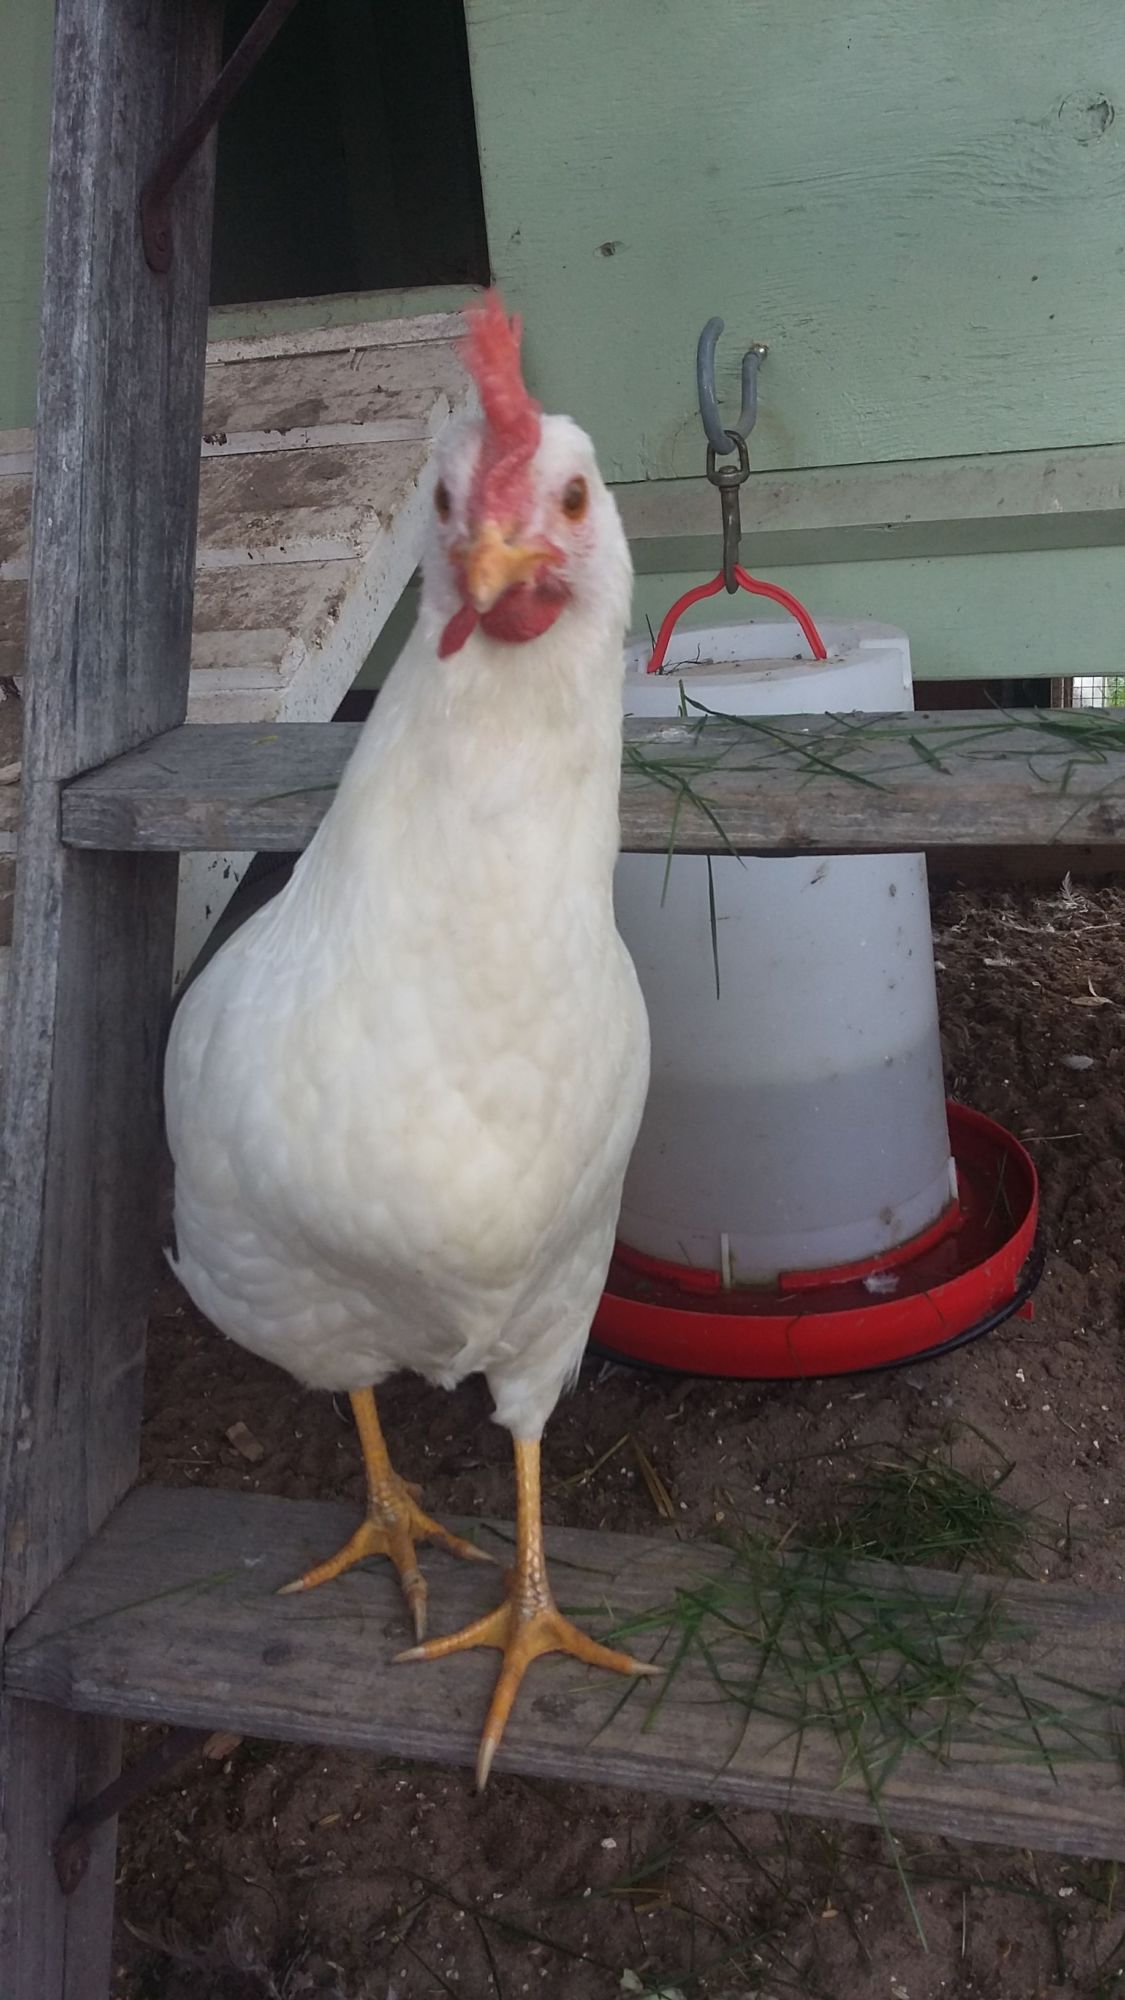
<box><xmin>193</xmin><ymin>437</ymin><xmax>437</xmax><ymax>568</ymax></box>
<box><xmin>0</xmin><ymin>2</ymin><xmax>222</xmax><ymax>1992</ymax></box>
<box><xmin>201</xmin><ymin>337</ymin><xmax>463</xmax><ymax>439</ymax></box>
<box><xmin>0</xmin><ymin>315</ymin><xmax>469</xmax><ymax>719</ymax></box>
<box><xmin>619</xmin><ymin>445</ymin><xmax>1125</xmax><ymax>574</ymax></box>
<box><xmin>58</xmin><ymin>711</ymin><xmax>1125</xmax><ymax>857</ymax></box>
<box><xmin>205</xmin><ymin>311</ymin><xmax>470</xmax><ymax>363</ymax></box>
<box><xmin>1</xmin><ymin>334</ymin><xmax>467</xmax><ymax>984</ymax></box>
<box><xmin>926</xmin><ymin>843</ymin><xmax>1125</xmax><ymax>888</ymax></box>
<box><xmin>1</xmin><ymin>1703</ymin><xmax>123</xmax><ymax>2000</ymax></box>
<box><xmin>0</xmin><ymin>436</ymin><xmax>442</xmax><ymax>581</ymax></box>
<box><xmin>8</xmin><ymin>1485</ymin><xmax>1125</xmax><ymax>1859</ymax></box>
<box><xmin>185</xmin><ymin>562</ymin><xmax>357</xmax><ymax>684</ymax></box>
<box><xmin>1</xmin><ymin>314</ymin><xmax>470</xmax><ymax>977</ymax></box>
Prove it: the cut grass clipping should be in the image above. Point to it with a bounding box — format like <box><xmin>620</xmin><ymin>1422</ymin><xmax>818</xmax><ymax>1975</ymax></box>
<box><xmin>623</xmin><ymin>700</ymin><xmax>1125</xmax><ymax>833</ymax></box>
<box><xmin>809</xmin><ymin>1439</ymin><xmax>1036</xmax><ymax>1577</ymax></box>
<box><xmin>591</xmin><ymin>1451</ymin><xmax>1124</xmax><ymax>1948</ymax></box>
<box><xmin>622</xmin><ymin>697</ymin><xmax>1125</xmax><ymax>991</ymax></box>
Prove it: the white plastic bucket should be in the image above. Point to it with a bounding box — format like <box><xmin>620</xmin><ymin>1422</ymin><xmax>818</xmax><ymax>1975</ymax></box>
<box><xmin>616</xmin><ymin>619</ymin><xmax>956</xmax><ymax>1283</ymax></box>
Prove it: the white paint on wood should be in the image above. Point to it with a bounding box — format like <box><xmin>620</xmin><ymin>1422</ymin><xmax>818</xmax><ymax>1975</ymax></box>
<box><xmin>198</xmin><ymin>415</ymin><xmax>448</xmax><ymax>456</ymax></box>
<box><xmin>205</xmin><ymin>312</ymin><xmax>468</xmax><ymax>363</ymax></box>
<box><xmin>202</xmin><ymin>338</ymin><xmax>464</xmax><ymax>434</ymax></box>
<box><xmin>0</xmin><ymin>311</ymin><xmax>470</xmax><ymax>983</ymax></box>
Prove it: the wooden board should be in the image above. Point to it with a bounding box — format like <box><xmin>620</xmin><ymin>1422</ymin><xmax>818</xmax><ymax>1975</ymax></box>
<box><xmin>8</xmin><ymin>1484</ymin><xmax>1125</xmax><ymax>1860</ymax></box>
<box><xmin>0</xmin><ymin>2</ymin><xmax>222</xmax><ymax>1991</ymax></box>
<box><xmin>201</xmin><ymin>336</ymin><xmax>463</xmax><ymax>441</ymax></box>
<box><xmin>0</xmin><ymin>688</ymin><xmax>20</xmax><ymax>1012</ymax></box>
<box><xmin>632</xmin><ymin>548</ymin><xmax>1125</xmax><ymax>693</ymax></box>
<box><xmin>0</xmin><ymin>313</ymin><xmax>471</xmax><ymax>980</ymax></box>
<box><xmin>58</xmin><ymin>710</ymin><xmax>1125</xmax><ymax>857</ymax></box>
<box><xmin>0</xmin><ymin>321</ymin><xmax>469</xmax><ymax>717</ymax></box>
<box><xmin>619</xmin><ymin>445</ymin><xmax>1125</xmax><ymax>575</ymax></box>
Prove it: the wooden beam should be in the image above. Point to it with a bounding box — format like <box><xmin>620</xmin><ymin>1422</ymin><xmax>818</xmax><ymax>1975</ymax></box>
<box><xmin>927</xmin><ymin>844</ymin><xmax>1125</xmax><ymax>888</ymax></box>
<box><xmin>0</xmin><ymin>3</ymin><xmax>221</xmax><ymax>1993</ymax></box>
<box><xmin>9</xmin><ymin>1484</ymin><xmax>1125</xmax><ymax>1860</ymax></box>
<box><xmin>59</xmin><ymin>710</ymin><xmax>1125</xmax><ymax>857</ymax></box>
<box><xmin>616</xmin><ymin>445</ymin><xmax>1125</xmax><ymax>574</ymax></box>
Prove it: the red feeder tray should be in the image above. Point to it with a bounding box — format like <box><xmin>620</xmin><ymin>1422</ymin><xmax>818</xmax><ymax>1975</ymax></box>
<box><xmin>593</xmin><ymin>1103</ymin><xmax>1041</xmax><ymax>1379</ymax></box>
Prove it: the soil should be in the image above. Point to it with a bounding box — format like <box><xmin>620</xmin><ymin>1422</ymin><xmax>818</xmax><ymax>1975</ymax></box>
<box><xmin>113</xmin><ymin>878</ymin><xmax>1125</xmax><ymax>2000</ymax></box>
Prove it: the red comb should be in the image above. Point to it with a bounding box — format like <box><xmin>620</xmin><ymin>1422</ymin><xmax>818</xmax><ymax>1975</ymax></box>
<box><xmin>462</xmin><ymin>291</ymin><xmax>541</xmax><ymax>521</ymax></box>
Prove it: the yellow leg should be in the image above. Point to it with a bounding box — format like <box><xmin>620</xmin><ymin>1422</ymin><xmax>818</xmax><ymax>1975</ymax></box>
<box><xmin>397</xmin><ymin>1436</ymin><xmax>660</xmax><ymax>1788</ymax></box>
<box><xmin>277</xmin><ymin>1388</ymin><xmax>494</xmax><ymax>1637</ymax></box>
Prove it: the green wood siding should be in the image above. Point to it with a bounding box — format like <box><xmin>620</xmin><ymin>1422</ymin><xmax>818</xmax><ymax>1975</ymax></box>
<box><xmin>0</xmin><ymin>0</ymin><xmax>52</xmax><ymax>432</ymax></box>
<box><xmin>465</xmin><ymin>0</ymin><xmax>1125</xmax><ymax>481</ymax></box>
<box><xmin>355</xmin><ymin>547</ymin><xmax>1123</xmax><ymax>690</ymax></box>
<box><xmin>632</xmin><ymin>547</ymin><xmax>1124</xmax><ymax>685</ymax></box>
<box><xmin>2</xmin><ymin>0</ymin><xmax>1122</xmax><ymax>681</ymax></box>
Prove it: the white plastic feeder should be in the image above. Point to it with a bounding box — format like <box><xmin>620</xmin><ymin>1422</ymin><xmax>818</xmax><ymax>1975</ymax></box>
<box><xmin>616</xmin><ymin>618</ymin><xmax>956</xmax><ymax>1285</ymax></box>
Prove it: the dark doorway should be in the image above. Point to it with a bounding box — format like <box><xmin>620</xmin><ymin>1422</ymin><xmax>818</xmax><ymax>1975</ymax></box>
<box><xmin>210</xmin><ymin>0</ymin><xmax>490</xmax><ymax>307</ymax></box>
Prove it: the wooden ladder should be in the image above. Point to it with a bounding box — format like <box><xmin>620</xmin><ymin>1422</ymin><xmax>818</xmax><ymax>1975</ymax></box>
<box><xmin>0</xmin><ymin>3</ymin><xmax>229</xmax><ymax>1992</ymax></box>
<box><xmin>7</xmin><ymin>6</ymin><xmax>1125</xmax><ymax>1995</ymax></box>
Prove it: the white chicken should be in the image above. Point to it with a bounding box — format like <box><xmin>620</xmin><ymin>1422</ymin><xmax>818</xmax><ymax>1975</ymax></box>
<box><xmin>165</xmin><ymin>293</ymin><xmax>656</xmax><ymax>1785</ymax></box>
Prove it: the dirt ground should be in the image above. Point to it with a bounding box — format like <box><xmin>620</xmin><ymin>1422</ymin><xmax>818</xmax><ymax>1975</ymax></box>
<box><xmin>113</xmin><ymin>878</ymin><xmax>1125</xmax><ymax>2000</ymax></box>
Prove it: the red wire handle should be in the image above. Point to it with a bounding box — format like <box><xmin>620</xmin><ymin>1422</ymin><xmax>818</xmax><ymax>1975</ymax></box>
<box><xmin>647</xmin><ymin>565</ymin><xmax>827</xmax><ymax>673</ymax></box>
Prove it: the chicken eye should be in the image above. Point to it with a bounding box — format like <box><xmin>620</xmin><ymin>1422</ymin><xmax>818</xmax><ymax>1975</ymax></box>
<box><xmin>561</xmin><ymin>476</ymin><xmax>589</xmax><ymax>521</ymax></box>
<box><xmin>434</xmin><ymin>479</ymin><xmax>452</xmax><ymax>523</ymax></box>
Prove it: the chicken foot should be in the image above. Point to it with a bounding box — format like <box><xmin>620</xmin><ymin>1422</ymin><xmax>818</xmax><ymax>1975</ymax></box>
<box><xmin>397</xmin><ymin>1435</ymin><xmax>660</xmax><ymax>1788</ymax></box>
<box><xmin>278</xmin><ymin>1387</ymin><xmax>494</xmax><ymax>1638</ymax></box>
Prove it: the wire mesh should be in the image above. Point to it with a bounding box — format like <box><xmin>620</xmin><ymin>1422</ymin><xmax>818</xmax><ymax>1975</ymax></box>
<box><xmin>1070</xmin><ymin>675</ymin><xmax>1125</xmax><ymax>710</ymax></box>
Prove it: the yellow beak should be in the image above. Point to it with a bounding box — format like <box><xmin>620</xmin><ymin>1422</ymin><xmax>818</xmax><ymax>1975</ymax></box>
<box><xmin>459</xmin><ymin>519</ymin><xmax>557</xmax><ymax>613</ymax></box>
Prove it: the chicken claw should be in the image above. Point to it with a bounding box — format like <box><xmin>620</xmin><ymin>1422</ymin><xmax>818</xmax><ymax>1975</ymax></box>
<box><xmin>397</xmin><ymin>1585</ymin><xmax>659</xmax><ymax>1787</ymax></box>
<box><xmin>395</xmin><ymin>1437</ymin><xmax>660</xmax><ymax>1786</ymax></box>
<box><xmin>279</xmin><ymin>1479</ymin><xmax>493</xmax><ymax>1638</ymax></box>
<box><xmin>277</xmin><ymin>1388</ymin><xmax>495</xmax><ymax>1638</ymax></box>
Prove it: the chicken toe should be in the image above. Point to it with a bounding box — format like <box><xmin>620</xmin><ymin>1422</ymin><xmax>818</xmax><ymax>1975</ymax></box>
<box><xmin>396</xmin><ymin>1436</ymin><xmax>659</xmax><ymax>1784</ymax></box>
<box><xmin>277</xmin><ymin>1388</ymin><xmax>494</xmax><ymax>1636</ymax></box>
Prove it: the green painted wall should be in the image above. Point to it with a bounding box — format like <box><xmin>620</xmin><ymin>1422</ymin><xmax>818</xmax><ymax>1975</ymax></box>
<box><xmin>631</xmin><ymin>547</ymin><xmax>1125</xmax><ymax>685</ymax></box>
<box><xmin>356</xmin><ymin>546</ymin><xmax>1124</xmax><ymax>690</ymax></box>
<box><xmin>2</xmin><ymin>0</ymin><xmax>1123</xmax><ymax>681</ymax></box>
<box><xmin>466</xmin><ymin>0</ymin><xmax>1125</xmax><ymax>482</ymax></box>
<box><xmin>0</xmin><ymin>0</ymin><xmax>52</xmax><ymax>431</ymax></box>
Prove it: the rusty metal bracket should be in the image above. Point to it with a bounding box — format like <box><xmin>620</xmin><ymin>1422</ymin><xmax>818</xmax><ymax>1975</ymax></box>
<box><xmin>140</xmin><ymin>0</ymin><xmax>307</xmax><ymax>273</ymax></box>
<box><xmin>53</xmin><ymin>1726</ymin><xmax>210</xmax><ymax>1893</ymax></box>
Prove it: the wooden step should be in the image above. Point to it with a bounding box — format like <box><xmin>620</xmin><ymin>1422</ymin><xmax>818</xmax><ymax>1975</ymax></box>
<box><xmin>0</xmin><ymin>314</ymin><xmax>470</xmax><ymax>979</ymax></box>
<box><xmin>59</xmin><ymin>708</ymin><xmax>1125</xmax><ymax>856</ymax></box>
<box><xmin>7</xmin><ymin>1483</ymin><xmax>1125</xmax><ymax>1859</ymax></box>
<box><xmin>0</xmin><ymin>316</ymin><xmax>468</xmax><ymax>725</ymax></box>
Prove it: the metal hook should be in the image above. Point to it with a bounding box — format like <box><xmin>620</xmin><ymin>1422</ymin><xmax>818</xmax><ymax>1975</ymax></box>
<box><xmin>705</xmin><ymin>433</ymin><xmax>750</xmax><ymax>592</ymax></box>
<box><xmin>696</xmin><ymin>318</ymin><xmax>768</xmax><ymax>456</ymax></box>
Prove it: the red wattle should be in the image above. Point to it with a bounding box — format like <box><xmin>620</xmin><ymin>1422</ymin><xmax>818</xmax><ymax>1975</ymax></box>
<box><xmin>438</xmin><ymin>603</ymin><xmax>480</xmax><ymax>657</ymax></box>
<box><xmin>480</xmin><ymin>584</ymin><xmax>568</xmax><ymax>645</ymax></box>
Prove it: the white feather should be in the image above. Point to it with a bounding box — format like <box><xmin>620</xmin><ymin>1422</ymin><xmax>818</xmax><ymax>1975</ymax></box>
<box><xmin>165</xmin><ymin>410</ymin><xmax>650</xmax><ymax>1442</ymax></box>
